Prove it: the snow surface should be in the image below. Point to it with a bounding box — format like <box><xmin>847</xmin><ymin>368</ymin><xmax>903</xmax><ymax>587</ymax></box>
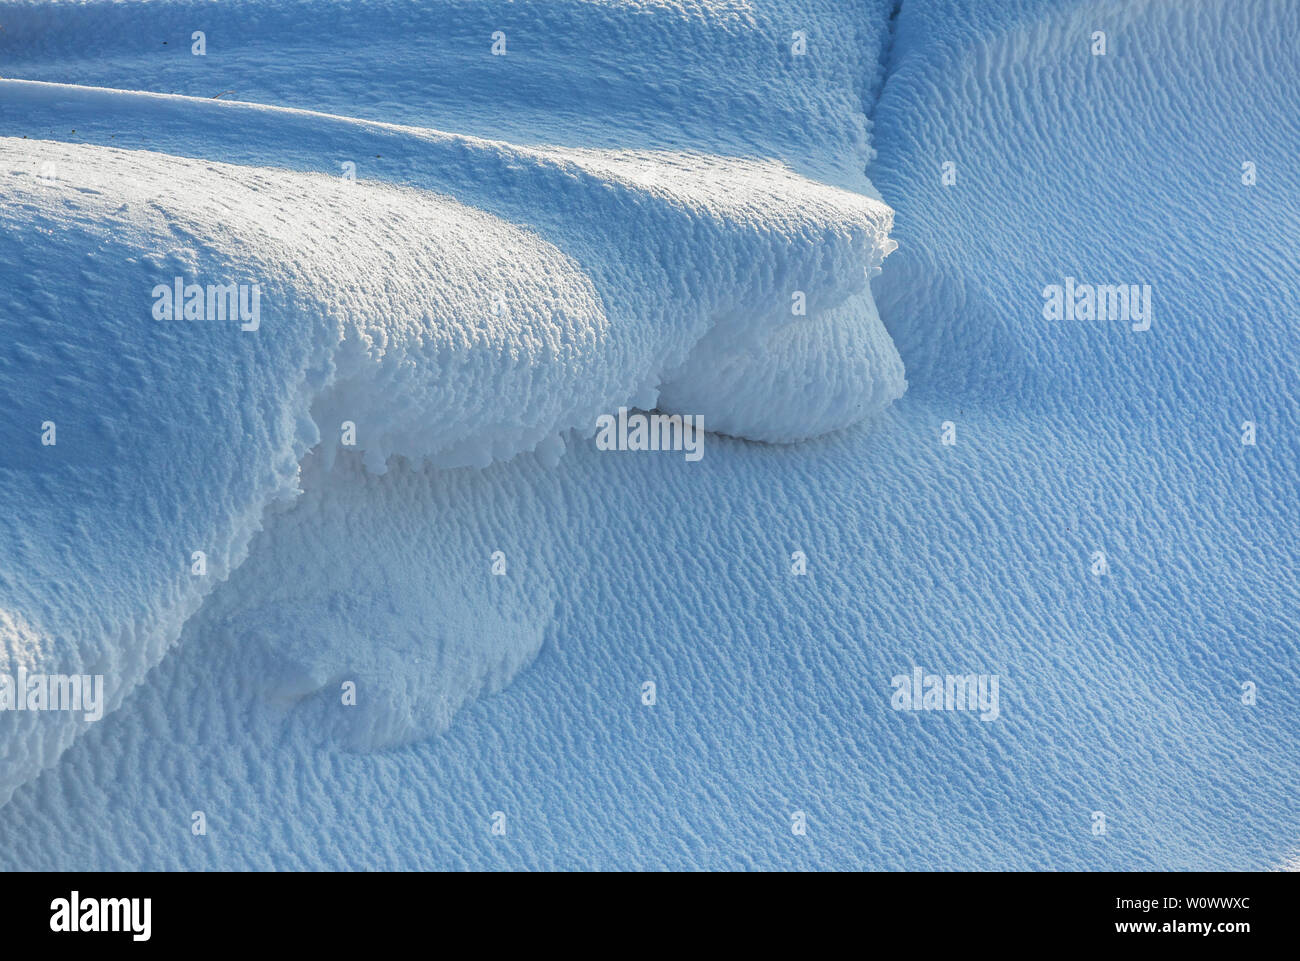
<box><xmin>0</xmin><ymin>0</ymin><xmax>1297</xmax><ymax>869</ymax></box>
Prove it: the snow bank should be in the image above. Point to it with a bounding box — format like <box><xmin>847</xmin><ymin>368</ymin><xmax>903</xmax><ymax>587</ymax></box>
<box><xmin>0</xmin><ymin>0</ymin><xmax>907</xmax><ymax>795</ymax></box>
<box><xmin>0</xmin><ymin>93</ymin><xmax>900</xmax><ymax>789</ymax></box>
<box><xmin>9</xmin><ymin>0</ymin><xmax>1293</xmax><ymax>873</ymax></box>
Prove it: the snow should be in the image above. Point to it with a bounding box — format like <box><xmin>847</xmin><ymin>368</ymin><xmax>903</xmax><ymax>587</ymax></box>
<box><xmin>0</xmin><ymin>0</ymin><xmax>1296</xmax><ymax>869</ymax></box>
<box><xmin>0</xmin><ymin>89</ymin><xmax>901</xmax><ymax>797</ymax></box>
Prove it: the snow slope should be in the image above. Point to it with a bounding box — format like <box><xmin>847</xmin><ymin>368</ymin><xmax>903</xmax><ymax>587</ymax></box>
<box><xmin>0</xmin><ymin>126</ymin><xmax>902</xmax><ymax>795</ymax></box>
<box><xmin>1</xmin><ymin>0</ymin><xmax>1297</xmax><ymax>869</ymax></box>
<box><xmin>0</xmin><ymin>0</ymin><xmax>903</xmax><ymax>801</ymax></box>
<box><xmin>0</xmin><ymin>0</ymin><xmax>895</xmax><ymax>189</ymax></box>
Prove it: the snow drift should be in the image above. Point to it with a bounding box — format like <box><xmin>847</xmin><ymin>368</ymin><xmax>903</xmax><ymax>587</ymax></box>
<box><xmin>0</xmin><ymin>81</ymin><xmax>902</xmax><ymax>795</ymax></box>
<box><xmin>2</xmin><ymin>0</ymin><xmax>1296</xmax><ymax>872</ymax></box>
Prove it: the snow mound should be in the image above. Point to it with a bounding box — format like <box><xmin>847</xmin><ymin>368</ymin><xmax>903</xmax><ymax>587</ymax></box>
<box><xmin>0</xmin><ymin>113</ymin><xmax>900</xmax><ymax>792</ymax></box>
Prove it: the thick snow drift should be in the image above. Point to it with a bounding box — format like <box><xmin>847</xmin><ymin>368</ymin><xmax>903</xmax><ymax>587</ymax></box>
<box><xmin>1</xmin><ymin>0</ymin><xmax>1296</xmax><ymax>871</ymax></box>
<box><xmin>0</xmin><ymin>85</ymin><xmax>901</xmax><ymax>795</ymax></box>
